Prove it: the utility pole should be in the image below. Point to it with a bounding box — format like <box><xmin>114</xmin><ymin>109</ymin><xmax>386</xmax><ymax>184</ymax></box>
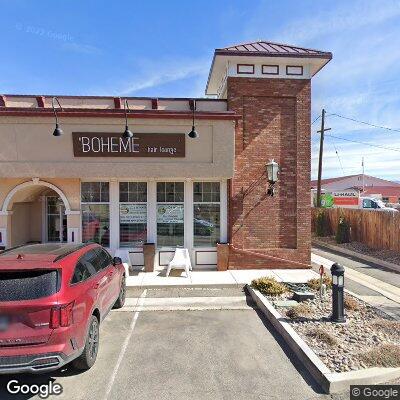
<box><xmin>316</xmin><ymin>109</ymin><xmax>331</xmax><ymax>207</ymax></box>
<box><xmin>362</xmin><ymin>157</ymin><xmax>365</xmax><ymax>192</ymax></box>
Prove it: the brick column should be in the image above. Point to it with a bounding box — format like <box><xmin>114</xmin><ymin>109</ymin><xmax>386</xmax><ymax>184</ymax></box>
<box><xmin>227</xmin><ymin>77</ymin><xmax>311</xmax><ymax>269</ymax></box>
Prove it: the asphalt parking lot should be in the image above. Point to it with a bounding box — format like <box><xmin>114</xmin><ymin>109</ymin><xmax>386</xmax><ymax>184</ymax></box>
<box><xmin>0</xmin><ymin>288</ymin><xmax>327</xmax><ymax>400</ymax></box>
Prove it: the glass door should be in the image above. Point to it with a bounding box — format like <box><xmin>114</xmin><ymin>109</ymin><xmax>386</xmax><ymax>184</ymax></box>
<box><xmin>46</xmin><ymin>196</ymin><xmax>67</xmax><ymax>242</ymax></box>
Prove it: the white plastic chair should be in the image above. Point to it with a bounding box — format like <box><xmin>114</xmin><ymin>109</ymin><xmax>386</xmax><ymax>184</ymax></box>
<box><xmin>166</xmin><ymin>248</ymin><xmax>192</xmax><ymax>277</ymax></box>
<box><xmin>114</xmin><ymin>249</ymin><xmax>131</xmax><ymax>277</ymax></box>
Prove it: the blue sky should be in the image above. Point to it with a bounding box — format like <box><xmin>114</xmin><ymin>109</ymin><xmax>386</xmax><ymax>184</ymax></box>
<box><xmin>1</xmin><ymin>0</ymin><xmax>400</xmax><ymax>180</ymax></box>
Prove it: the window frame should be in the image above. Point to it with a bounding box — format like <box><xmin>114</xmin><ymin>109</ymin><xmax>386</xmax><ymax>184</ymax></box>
<box><xmin>81</xmin><ymin>181</ymin><xmax>111</xmax><ymax>248</ymax></box>
<box><xmin>156</xmin><ymin>181</ymin><xmax>185</xmax><ymax>248</ymax></box>
<box><xmin>193</xmin><ymin>181</ymin><xmax>221</xmax><ymax>248</ymax></box>
<box><xmin>119</xmin><ymin>181</ymin><xmax>148</xmax><ymax>249</ymax></box>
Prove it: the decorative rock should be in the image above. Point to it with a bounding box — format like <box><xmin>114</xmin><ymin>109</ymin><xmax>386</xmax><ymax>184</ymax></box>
<box><xmin>268</xmin><ymin>288</ymin><xmax>399</xmax><ymax>373</ymax></box>
<box><xmin>292</xmin><ymin>291</ymin><xmax>316</xmax><ymax>302</ymax></box>
<box><xmin>273</xmin><ymin>300</ymin><xmax>299</xmax><ymax>308</ymax></box>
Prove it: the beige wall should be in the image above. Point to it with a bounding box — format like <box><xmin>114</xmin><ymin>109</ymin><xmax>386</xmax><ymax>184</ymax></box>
<box><xmin>10</xmin><ymin>202</ymin><xmax>41</xmax><ymax>246</ymax></box>
<box><xmin>0</xmin><ymin>178</ymin><xmax>81</xmax><ymax>211</ymax></box>
<box><xmin>0</xmin><ymin>116</ymin><xmax>235</xmax><ymax>179</ymax></box>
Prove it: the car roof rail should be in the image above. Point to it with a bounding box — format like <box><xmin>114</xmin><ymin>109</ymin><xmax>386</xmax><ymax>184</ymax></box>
<box><xmin>0</xmin><ymin>244</ymin><xmax>27</xmax><ymax>255</ymax></box>
<box><xmin>53</xmin><ymin>243</ymin><xmax>94</xmax><ymax>262</ymax></box>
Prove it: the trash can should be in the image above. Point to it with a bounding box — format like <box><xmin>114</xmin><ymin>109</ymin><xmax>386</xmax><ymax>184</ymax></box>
<box><xmin>143</xmin><ymin>243</ymin><xmax>155</xmax><ymax>272</ymax></box>
<box><xmin>217</xmin><ymin>242</ymin><xmax>229</xmax><ymax>271</ymax></box>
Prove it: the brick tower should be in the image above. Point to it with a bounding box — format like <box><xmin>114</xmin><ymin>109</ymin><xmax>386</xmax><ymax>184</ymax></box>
<box><xmin>206</xmin><ymin>40</ymin><xmax>332</xmax><ymax>269</ymax></box>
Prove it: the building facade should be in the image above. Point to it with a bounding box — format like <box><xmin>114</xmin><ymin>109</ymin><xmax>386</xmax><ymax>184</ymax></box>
<box><xmin>0</xmin><ymin>41</ymin><xmax>331</xmax><ymax>270</ymax></box>
<box><xmin>311</xmin><ymin>174</ymin><xmax>400</xmax><ymax>204</ymax></box>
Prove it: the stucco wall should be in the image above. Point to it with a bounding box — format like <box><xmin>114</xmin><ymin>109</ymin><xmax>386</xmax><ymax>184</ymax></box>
<box><xmin>0</xmin><ymin>178</ymin><xmax>81</xmax><ymax>211</ymax></box>
<box><xmin>10</xmin><ymin>202</ymin><xmax>42</xmax><ymax>246</ymax></box>
<box><xmin>0</xmin><ymin>116</ymin><xmax>234</xmax><ymax>179</ymax></box>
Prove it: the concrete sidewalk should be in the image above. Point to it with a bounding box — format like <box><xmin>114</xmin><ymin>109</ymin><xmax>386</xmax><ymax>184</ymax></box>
<box><xmin>126</xmin><ymin>268</ymin><xmax>319</xmax><ymax>288</ymax></box>
<box><xmin>312</xmin><ymin>249</ymin><xmax>400</xmax><ymax>320</ymax></box>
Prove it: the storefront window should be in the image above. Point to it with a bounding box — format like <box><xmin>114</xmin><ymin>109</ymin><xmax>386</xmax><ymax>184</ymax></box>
<box><xmin>81</xmin><ymin>182</ymin><xmax>110</xmax><ymax>247</ymax></box>
<box><xmin>119</xmin><ymin>182</ymin><xmax>147</xmax><ymax>248</ymax></box>
<box><xmin>193</xmin><ymin>182</ymin><xmax>220</xmax><ymax>247</ymax></box>
<box><xmin>157</xmin><ymin>182</ymin><xmax>184</xmax><ymax>247</ymax></box>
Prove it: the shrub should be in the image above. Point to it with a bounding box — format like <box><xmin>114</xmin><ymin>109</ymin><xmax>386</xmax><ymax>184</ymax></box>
<box><xmin>251</xmin><ymin>277</ymin><xmax>288</xmax><ymax>296</ymax></box>
<box><xmin>336</xmin><ymin>215</ymin><xmax>351</xmax><ymax>244</ymax></box>
<box><xmin>344</xmin><ymin>295</ymin><xmax>360</xmax><ymax>311</ymax></box>
<box><xmin>307</xmin><ymin>274</ymin><xmax>333</xmax><ymax>290</ymax></box>
<box><xmin>358</xmin><ymin>344</ymin><xmax>400</xmax><ymax>367</ymax></box>
<box><xmin>315</xmin><ymin>209</ymin><xmax>330</xmax><ymax>237</ymax></box>
<box><xmin>305</xmin><ymin>327</ymin><xmax>337</xmax><ymax>346</ymax></box>
<box><xmin>371</xmin><ymin>319</ymin><xmax>400</xmax><ymax>337</ymax></box>
<box><xmin>286</xmin><ymin>303</ymin><xmax>313</xmax><ymax>320</ymax></box>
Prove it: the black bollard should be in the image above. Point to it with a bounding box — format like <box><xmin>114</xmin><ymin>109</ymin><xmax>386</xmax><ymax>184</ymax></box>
<box><xmin>330</xmin><ymin>263</ymin><xmax>346</xmax><ymax>323</ymax></box>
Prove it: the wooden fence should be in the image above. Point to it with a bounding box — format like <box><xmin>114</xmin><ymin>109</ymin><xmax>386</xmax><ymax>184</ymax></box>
<box><xmin>312</xmin><ymin>208</ymin><xmax>400</xmax><ymax>252</ymax></box>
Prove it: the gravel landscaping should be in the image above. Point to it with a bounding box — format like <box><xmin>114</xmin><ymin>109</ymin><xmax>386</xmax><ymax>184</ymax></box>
<box><xmin>254</xmin><ymin>278</ymin><xmax>400</xmax><ymax>373</ymax></box>
<box><xmin>315</xmin><ymin>235</ymin><xmax>400</xmax><ymax>265</ymax></box>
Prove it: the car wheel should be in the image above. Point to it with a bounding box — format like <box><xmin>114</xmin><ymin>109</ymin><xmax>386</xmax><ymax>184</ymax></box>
<box><xmin>72</xmin><ymin>315</ymin><xmax>99</xmax><ymax>370</ymax></box>
<box><xmin>113</xmin><ymin>275</ymin><xmax>126</xmax><ymax>309</ymax></box>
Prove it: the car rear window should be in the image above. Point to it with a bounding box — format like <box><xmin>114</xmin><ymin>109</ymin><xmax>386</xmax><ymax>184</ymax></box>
<box><xmin>0</xmin><ymin>270</ymin><xmax>60</xmax><ymax>301</ymax></box>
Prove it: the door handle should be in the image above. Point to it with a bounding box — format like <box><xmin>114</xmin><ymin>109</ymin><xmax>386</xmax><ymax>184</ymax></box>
<box><xmin>93</xmin><ymin>276</ymin><xmax>107</xmax><ymax>289</ymax></box>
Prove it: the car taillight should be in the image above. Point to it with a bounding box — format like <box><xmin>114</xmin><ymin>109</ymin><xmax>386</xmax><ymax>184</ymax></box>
<box><xmin>50</xmin><ymin>302</ymin><xmax>74</xmax><ymax>329</ymax></box>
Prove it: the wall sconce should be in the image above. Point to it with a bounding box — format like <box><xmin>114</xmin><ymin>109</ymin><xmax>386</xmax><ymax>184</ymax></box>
<box><xmin>122</xmin><ymin>99</ymin><xmax>133</xmax><ymax>138</ymax></box>
<box><xmin>266</xmin><ymin>159</ymin><xmax>279</xmax><ymax>196</ymax></box>
<box><xmin>52</xmin><ymin>97</ymin><xmax>63</xmax><ymax>137</ymax></box>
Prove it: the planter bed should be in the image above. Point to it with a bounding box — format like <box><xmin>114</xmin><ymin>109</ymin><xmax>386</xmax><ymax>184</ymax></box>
<box><xmin>267</xmin><ymin>288</ymin><xmax>399</xmax><ymax>373</ymax></box>
<box><xmin>248</xmin><ymin>281</ymin><xmax>400</xmax><ymax>393</ymax></box>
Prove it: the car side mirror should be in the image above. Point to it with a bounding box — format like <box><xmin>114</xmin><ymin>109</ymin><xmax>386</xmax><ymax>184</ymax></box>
<box><xmin>113</xmin><ymin>256</ymin><xmax>122</xmax><ymax>266</ymax></box>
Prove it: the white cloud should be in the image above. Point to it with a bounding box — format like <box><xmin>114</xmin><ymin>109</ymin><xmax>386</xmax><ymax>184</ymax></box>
<box><xmin>274</xmin><ymin>0</ymin><xmax>400</xmax><ymax>44</ymax></box>
<box><xmin>62</xmin><ymin>42</ymin><xmax>103</xmax><ymax>55</ymax></box>
<box><xmin>118</xmin><ymin>58</ymin><xmax>210</xmax><ymax>96</ymax></box>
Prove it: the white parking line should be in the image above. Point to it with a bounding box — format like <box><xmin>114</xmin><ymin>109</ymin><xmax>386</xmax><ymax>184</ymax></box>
<box><xmin>103</xmin><ymin>289</ymin><xmax>147</xmax><ymax>400</ymax></box>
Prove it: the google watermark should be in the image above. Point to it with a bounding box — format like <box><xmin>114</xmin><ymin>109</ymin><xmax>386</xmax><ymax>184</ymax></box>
<box><xmin>6</xmin><ymin>379</ymin><xmax>63</xmax><ymax>399</ymax></box>
<box><xmin>351</xmin><ymin>385</ymin><xmax>400</xmax><ymax>400</ymax></box>
<box><xmin>15</xmin><ymin>23</ymin><xmax>74</xmax><ymax>43</ymax></box>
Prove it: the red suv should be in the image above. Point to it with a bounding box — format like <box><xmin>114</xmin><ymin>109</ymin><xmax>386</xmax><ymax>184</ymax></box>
<box><xmin>0</xmin><ymin>243</ymin><xmax>126</xmax><ymax>374</ymax></box>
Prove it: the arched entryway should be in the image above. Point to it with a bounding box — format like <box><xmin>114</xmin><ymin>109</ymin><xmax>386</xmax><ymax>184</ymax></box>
<box><xmin>0</xmin><ymin>179</ymin><xmax>78</xmax><ymax>248</ymax></box>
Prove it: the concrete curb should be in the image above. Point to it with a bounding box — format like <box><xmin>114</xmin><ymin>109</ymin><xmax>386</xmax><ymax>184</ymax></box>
<box><xmin>312</xmin><ymin>240</ymin><xmax>400</xmax><ymax>273</ymax></box>
<box><xmin>127</xmin><ymin>283</ymin><xmax>241</xmax><ymax>289</ymax></box>
<box><xmin>247</xmin><ymin>285</ymin><xmax>400</xmax><ymax>393</ymax></box>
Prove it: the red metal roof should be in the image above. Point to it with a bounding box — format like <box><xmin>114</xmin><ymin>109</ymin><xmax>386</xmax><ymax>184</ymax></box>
<box><xmin>310</xmin><ymin>175</ymin><xmax>359</xmax><ymax>187</ymax></box>
<box><xmin>215</xmin><ymin>40</ymin><xmax>332</xmax><ymax>59</ymax></box>
<box><xmin>363</xmin><ymin>186</ymin><xmax>400</xmax><ymax>197</ymax></box>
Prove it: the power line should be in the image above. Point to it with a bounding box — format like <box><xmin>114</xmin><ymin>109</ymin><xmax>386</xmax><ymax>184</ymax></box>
<box><xmin>325</xmin><ymin>133</ymin><xmax>400</xmax><ymax>153</ymax></box>
<box><xmin>330</xmin><ymin>139</ymin><xmax>345</xmax><ymax>175</ymax></box>
<box><xmin>327</xmin><ymin>112</ymin><xmax>400</xmax><ymax>134</ymax></box>
<box><xmin>311</xmin><ymin>115</ymin><xmax>321</xmax><ymax>125</ymax></box>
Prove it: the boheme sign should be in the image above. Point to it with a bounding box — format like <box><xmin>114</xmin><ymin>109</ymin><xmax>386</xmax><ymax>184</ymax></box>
<box><xmin>72</xmin><ymin>132</ymin><xmax>185</xmax><ymax>158</ymax></box>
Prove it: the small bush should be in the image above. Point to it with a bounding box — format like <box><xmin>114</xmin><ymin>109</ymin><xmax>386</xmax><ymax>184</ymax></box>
<box><xmin>307</xmin><ymin>274</ymin><xmax>333</xmax><ymax>290</ymax></box>
<box><xmin>371</xmin><ymin>319</ymin><xmax>400</xmax><ymax>337</ymax></box>
<box><xmin>336</xmin><ymin>215</ymin><xmax>351</xmax><ymax>244</ymax></box>
<box><xmin>358</xmin><ymin>344</ymin><xmax>400</xmax><ymax>367</ymax></box>
<box><xmin>286</xmin><ymin>303</ymin><xmax>313</xmax><ymax>320</ymax></box>
<box><xmin>251</xmin><ymin>277</ymin><xmax>288</xmax><ymax>296</ymax></box>
<box><xmin>305</xmin><ymin>327</ymin><xmax>337</xmax><ymax>346</ymax></box>
<box><xmin>315</xmin><ymin>209</ymin><xmax>330</xmax><ymax>237</ymax></box>
<box><xmin>344</xmin><ymin>295</ymin><xmax>360</xmax><ymax>311</ymax></box>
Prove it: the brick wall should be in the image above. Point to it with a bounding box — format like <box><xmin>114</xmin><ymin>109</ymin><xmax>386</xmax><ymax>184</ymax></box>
<box><xmin>227</xmin><ymin>77</ymin><xmax>311</xmax><ymax>269</ymax></box>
